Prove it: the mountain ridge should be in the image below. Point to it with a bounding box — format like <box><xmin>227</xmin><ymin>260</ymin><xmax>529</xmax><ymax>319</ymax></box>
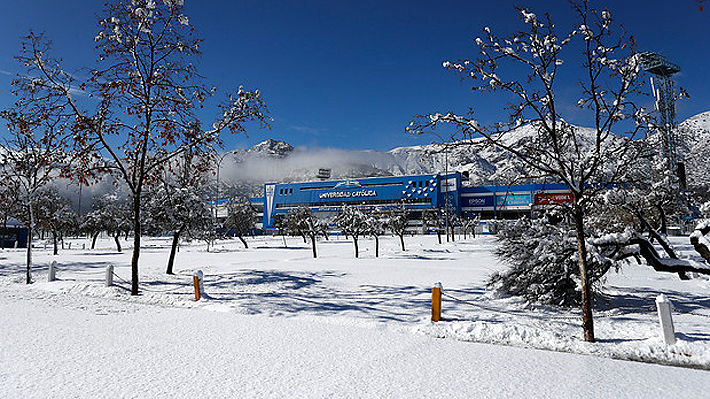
<box><xmin>221</xmin><ymin>112</ymin><xmax>710</xmax><ymax>197</ymax></box>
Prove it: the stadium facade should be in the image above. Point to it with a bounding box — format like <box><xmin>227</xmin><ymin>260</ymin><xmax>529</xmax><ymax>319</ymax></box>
<box><xmin>249</xmin><ymin>172</ymin><xmax>572</xmax><ymax>231</ymax></box>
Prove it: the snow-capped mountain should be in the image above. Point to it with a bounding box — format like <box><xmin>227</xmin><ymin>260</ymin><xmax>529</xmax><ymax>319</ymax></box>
<box><xmin>677</xmin><ymin>111</ymin><xmax>710</xmax><ymax>186</ymax></box>
<box><xmin>221</xmin><ymin>112</ymin><xmax>710</xmax><ymax>197</ymax></box>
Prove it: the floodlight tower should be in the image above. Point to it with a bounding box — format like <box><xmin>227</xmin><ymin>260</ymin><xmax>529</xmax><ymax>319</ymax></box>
<box><xmin>638</xmin><ymin>52</ymin><xmax>682</xmax><ymax>177</ymax></box>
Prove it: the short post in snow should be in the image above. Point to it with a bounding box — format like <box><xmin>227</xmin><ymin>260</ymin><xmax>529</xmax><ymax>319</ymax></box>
<box><xmin>432</xmin><ymin>282</ymin><xmax>442</xmax><ymax>322</ymax></box>
<box><xmin>655</xmin><ymin>294</ymin><xmax>676</xmax><ymax>346</ymax></box>
<box><xmin>193</xmin><ymin>270</ymin><xmax>204</xmax><ymax>301</ymax></box>
<box><xmin>48</xmin><ymin>260</ymin><xmax>57</xmax><ymax>282</ymax></box>
<box><xmin>105</xmin><ymin>265</ymin><xmax>114</xmax><ymax>287</ymax></box>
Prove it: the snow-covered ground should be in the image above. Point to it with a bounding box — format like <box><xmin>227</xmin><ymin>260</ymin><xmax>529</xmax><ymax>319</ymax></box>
<box><xmin>2</xmin><ymin>234</ymin><xmax>709</xmax><ymax>398</ymax></box>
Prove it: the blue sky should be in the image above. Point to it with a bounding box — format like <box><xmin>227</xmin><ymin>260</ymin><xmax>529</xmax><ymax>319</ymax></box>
<box><xmin>1</xmin><ymin>0</ymin><xmax>708</xmax><ymax>151</ymax></box>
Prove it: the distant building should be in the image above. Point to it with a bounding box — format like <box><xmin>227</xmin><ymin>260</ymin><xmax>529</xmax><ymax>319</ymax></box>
<box><xmin>255</xmin><ymin>173</ymin><xmax>572</xmax><ymax>231</ymax></box>
<box><xmin>1</xmin><ymin>218</ymin><xmax>29</xmax><ymax>248</ymax></box>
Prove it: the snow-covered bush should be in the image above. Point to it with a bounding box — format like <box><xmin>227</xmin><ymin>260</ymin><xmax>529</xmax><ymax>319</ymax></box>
<box><xmin>489</xmin><ymin>217</ymin><xmax>611</xmax><ymax>307</ymax></box>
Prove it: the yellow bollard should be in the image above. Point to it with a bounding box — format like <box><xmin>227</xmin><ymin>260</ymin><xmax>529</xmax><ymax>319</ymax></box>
<box><xmin>193</xmin><ymin>275</ymin><xmax>201</xmax><ymax>301</ymax></box>
<box><xmin>432</xmin><ymin>283</ymin><xmax>442</xmax><ymax>322</ymax></box>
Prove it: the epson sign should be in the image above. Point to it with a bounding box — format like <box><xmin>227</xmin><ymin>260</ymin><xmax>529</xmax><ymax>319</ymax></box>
<box><xmin>466</xmin><ymin>196</ymin><xmax>493</xmax><ymax>207</ymax></box>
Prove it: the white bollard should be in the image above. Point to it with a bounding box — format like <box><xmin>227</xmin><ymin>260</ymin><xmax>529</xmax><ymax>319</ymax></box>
<box><xmin>656</xmin><ymin>294</ymin><xmax>677</xmax><ymax>346</ymax></box>
<box><xmin>48</xmin><ymin>261</ymin><xmax>57</xmax><ymax>282</ymax></box>
<box><xmin>105</xmin><ymin>265</ymin><xmax>114</xmax><ymax>287</ymax></box>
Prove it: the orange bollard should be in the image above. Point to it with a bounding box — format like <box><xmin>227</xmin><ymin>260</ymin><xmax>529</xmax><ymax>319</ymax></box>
<box><xmin>193</xmin><ymin>275</ymin><xmax>201</xmax><ymax>301</ymax></box>
<box><xmin>432</xmin><ymin>284</ymin><xmax>442</xmax><ymax>322</ymax></box>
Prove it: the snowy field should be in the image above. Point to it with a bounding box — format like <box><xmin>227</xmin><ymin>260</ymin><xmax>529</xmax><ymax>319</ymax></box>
<box><xmin>2</xmin><ymin>234</ymin><xmax>710</xmax><ymax>398</ymax></box>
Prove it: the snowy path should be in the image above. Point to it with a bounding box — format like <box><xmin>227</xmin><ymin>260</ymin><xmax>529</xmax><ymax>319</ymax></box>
<box><xmin>2</xmin><ymin>284</ymin><xmax>709</xmax><ymax>399</ymax></box>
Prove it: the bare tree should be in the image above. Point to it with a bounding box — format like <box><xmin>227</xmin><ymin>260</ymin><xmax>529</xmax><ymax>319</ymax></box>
<box><xmin>0</xmin><ymin>179</ymin><xmax>22</xmax><ymax>250</ymax></box>
<box><xmin>421</xmin><ymin>208</ymin><xmax>443</xmax><ymax>244</ymax></box>
<box><xmin>0</xmin><ymin>103</ymin><xmax>67</xmax><ymax>283</ymax></box>
<box><xmin>408</xmin><ymin>1</ymin><xmax>651</xmax><ymax>342</ymax></box>
<box><xmin>335</xmin><ymin>205</ymin><xmax>369</xmax><ymax>258</ymax></box>
<box><xmin>282</xmin><ymin>207</ymin><xmax>327</xmax><ymax>258</ymax></box>
<box><xmin>223</xmin><ymin>198</ymin><xmax>257</xmax><ymax>249</ymax></box>
<box><xmin>33</xmin><ymin>188</ymin><xmax>78</xmax><ymax>256</ymax></box>
<box><xmin>365</xmin><ymin>208</ymin><xmax>386</xmax><ymax>258</ymax></box>
<box><xmin>10</xmin><ymin>1</ymin><xmax>268</xmax><ymax>294</ymax></box>
<box><xmin>386</xmin><ymin>204</ymin><xmax>409</xmax><ymax>252</ymax></box>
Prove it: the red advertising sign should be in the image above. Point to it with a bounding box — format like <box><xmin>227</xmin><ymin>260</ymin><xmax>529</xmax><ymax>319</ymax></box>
<box><xmin>534</xmin><ymin>192</ymin><xmax>573</xmax><ymax>206</ymax></box>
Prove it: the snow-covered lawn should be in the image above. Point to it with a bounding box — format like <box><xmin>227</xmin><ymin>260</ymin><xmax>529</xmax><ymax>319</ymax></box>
<box><xmin>2</xmin><ymin>234</ymin><xmax>709</xmax><ymax>398</ymax></box>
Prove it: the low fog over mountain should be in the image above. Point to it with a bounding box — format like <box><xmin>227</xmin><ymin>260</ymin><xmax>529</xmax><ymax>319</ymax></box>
<box><xmin>55</xmin><ymin>111</ymin><xmax>710</xmax><ymax>204</ymax></box>
<box><xmin>218</xmin><ymin>112</ymin><xmax>710</xmax><ymax>197</ymax></box>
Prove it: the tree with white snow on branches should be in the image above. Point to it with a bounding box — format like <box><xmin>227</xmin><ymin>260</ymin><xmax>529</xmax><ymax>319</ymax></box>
<box><xmin>335</xmin><ymin>205</ymin><xmax>370</xmax><ymax>258</ymax></box>
<box><xmin>10</xmin><ymin>0</ymin><xmax>269</xmax><ymax>295</ymax></box>
<box><xmin>144</xmin><ymin>132</ymin><xmax>214</xmax><ymax>274</ymax></box>
<box><xmin>33</xmin><ymin>188</ymin><xmax>79</xmax><ymax>256</ymax></box>
<box><xmin>85</xmin><ymin>190</ymin><xmax>133</xmax><ymax>253</ymax></box>
<box><xmin>223</xmin><ymin>198</ymin><xmax>257</xmax><ymax>249</ymax></box>
<box><xmin>282</xmin><ymin>207</ymin><xmax>327</xmax><ymax>259</ymax></box>
<box><xmin>385</xmin><ymin>204</ymin><xmax>409</xmax><ymax>252</ymax></box>
<box><xmin>421</xmin><ymin>208</ymin><xmax>444</xmax><ymax>244</ymax></box>
<box><xmin>408</xmin><ymin>0</ymin><xmax>652</xmax><ymax>342</ymax></box>
<box><xmin>365</xmin><ymin>208</ymin><xmax>386</xmax><ymax>258</ymax></box>
<box><xmin>0</xmin><ymin>103</ymin><xmax>68</xmax><ymax>283</ymax></box>
<box><xmin>145</xmin><ymin>183</ymin><xmax>212</xmax><ymax>274</ymax></box>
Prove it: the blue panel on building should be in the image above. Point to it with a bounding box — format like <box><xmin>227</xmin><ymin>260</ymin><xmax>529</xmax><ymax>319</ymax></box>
<box><xmin>495</xmin><ymin>193</ymin><xmax>532</xmax><ymax>209</ymax></box>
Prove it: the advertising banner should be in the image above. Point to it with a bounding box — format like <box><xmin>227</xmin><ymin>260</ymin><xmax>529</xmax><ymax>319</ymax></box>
<box><xmin>534</xmin><ymin>192</ymin><xmax>573</xmax><ymax>206</ymax></box>
<box><xmin>462</xmin><ymin>195</ymin><xmax>494</xmax><ymax>209</ymax></box>
<box><xmin>495</xmin><ymin>193</ymin><xmax>532</xmax><ymax>209</ymax></box>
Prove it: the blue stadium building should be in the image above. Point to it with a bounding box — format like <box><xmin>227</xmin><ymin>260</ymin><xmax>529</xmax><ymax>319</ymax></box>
<box><xmin>257</xmin><ymin>172</ymin><xmax>573</xmax><ymax>231</ymax></box>
<box><xmin>262</xmin><ymin>173</ymin><xmax>461</xmax><ymax>229</ymax></box>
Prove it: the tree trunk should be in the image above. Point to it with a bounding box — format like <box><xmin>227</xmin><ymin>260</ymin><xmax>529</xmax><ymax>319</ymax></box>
<box><xmin>655</xmin><ymin>204</ymin><xmax>668</xmax><ymax>236</ymax></box>
<box><xmin>113</xmin><ymin>233</ymin><xmax>122</xmax><ymax>252</ymax></box>
<box><xmin>52</xmin><ymin>230</ymin><xmax>58</xmax><ymax>255</ymax></box>
<box><xmin>26</xmin><ymin>202</ymin><xmax>34</xmax><ymax>284</ymax></box>
<box><xmin>375</xmin><ymin>236</ymin><xmax>379</xmax><ymax>258</ymax></box>
<box><xmin>130</xmin><ymin>194</ymin><xmax>141</xmax><ymax>296</ymax></box>
<box><xmin>91</xmin><ymin>232</ymin><xmax>99</xmax><ymax>250</ymax></box>
<box><xmin>450</xmin><ymin>225</ymin><xmax>455</xmax><ymax>242</ymax></box>
<box><xmin>573</xmin><ymin>203</ymin><xmax>595</xmax><ymax>343</ymax></box>
<box><xmin>310</xmin><ymin>233</ymin><xmax>317</xmax><ymax>258</ymax></box>
<box><xmin>238</xmin><ymin>234</ymin><xmax>248</xmax><ymax>249</ymax></box>
<box><xmin>166</xmin><ymin>229</ymin><xmax>181</xmax><ymax>275</ymax></box>
<box><xmin>25</xmin><ymin>223</ymin><xmax>32</xmax><ymax>284</ymax></box>
<box><xmin>353</xmin><ymin>236</ymin><xmax>359</xmax><ymax>258</ymax></box>
<box><xmin>399</xmin><ymin>234</ymin><xmax>406</xmax><ymax>251</ymax></box>
<box><xmin>437</xmin><ymin>230</ymin><xmax>442</xmax><ymax>245</ymax></box>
